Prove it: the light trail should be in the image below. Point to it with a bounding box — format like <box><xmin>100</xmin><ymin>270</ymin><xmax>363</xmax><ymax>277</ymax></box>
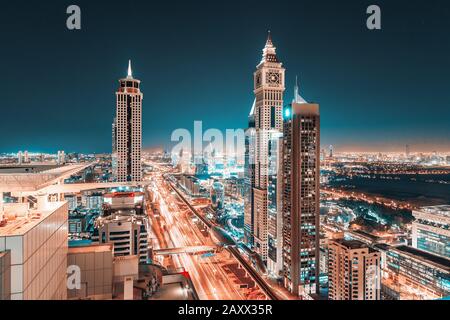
<box><xmin>148</xmin><ymin>171</ymin><xmax>243</xmax><ymax>300</ymax></box>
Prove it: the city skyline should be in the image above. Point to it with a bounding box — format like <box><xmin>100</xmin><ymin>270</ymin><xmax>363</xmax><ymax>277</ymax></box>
<box><xmin>1</xmin><ymin>1</ymin><xmax>449</xmax><ymax>303</ymax></box>
<box><xmin>1</xmin><ymin>0</ymin><xmax>450</xmax><ymax>153</ymax></box>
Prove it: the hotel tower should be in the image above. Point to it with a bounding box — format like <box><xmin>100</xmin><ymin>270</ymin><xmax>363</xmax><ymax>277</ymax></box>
<box><xmin>112</xmin><ymin>61</ymin><xmax>143</xmax><ymax>182</ymax></box>
<box><xmin>245</xmin><ymin>32</ymin><xmax>285</xmax><ymax>261</ymax></box>
<box><xmin>282</xmin><ymin>93</ymin><xmax>320</xmax><ymax>296</ymax></box>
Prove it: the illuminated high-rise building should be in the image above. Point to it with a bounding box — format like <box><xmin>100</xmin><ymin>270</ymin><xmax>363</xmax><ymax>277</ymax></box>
<box><xmin>282</xmin><ymin>98</ymin><xmax>320</xmax><ymax>296</ymax></box>
<box><xmin>245</xmin><ymin>32</ymin><xmax>285</xmax><ymax>261</ymax></box>
<box><xmin>112</xmin><ymin>60</ymin><xmax>143</xmax><ymax>182</ymax></box>
<box><xmin>328</xmin><ymin>239</ymin><xmax>381</xmax><ymax>300</ymax></box>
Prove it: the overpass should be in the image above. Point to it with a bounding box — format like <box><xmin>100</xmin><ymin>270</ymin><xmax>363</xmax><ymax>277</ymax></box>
<box><xmin>153</xmin><ymin>245</ymin><xmax>216</xmax><ymax>256</ymax></box>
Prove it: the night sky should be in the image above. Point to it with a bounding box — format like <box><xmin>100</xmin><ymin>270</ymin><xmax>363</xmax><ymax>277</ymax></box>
<box><xmin>1</xmin><ymin>0</ymin><xmax>449</xmax><ymax>153</ymax></box>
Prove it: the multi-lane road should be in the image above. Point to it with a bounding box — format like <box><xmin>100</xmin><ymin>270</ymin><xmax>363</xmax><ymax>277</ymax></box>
<box><xmin>146</xmin><ymin>168</ymin><xmax>255</xmax><ymax>300</ymax></box>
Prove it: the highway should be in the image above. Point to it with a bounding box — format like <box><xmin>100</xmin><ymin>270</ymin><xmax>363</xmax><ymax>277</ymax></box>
<box><xmin>146</xmin><ymin>169</ymin><xmax>248</xmax><ymax>300</ymax></box>
<box><xmin>163</xmin><ymin>173</ymin><xmax>280</xmax><ymax>300</ymax></box>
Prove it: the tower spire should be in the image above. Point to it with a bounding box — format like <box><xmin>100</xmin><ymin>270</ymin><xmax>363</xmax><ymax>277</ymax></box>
<box><xmin>266</xmin><ymin>30</ymin><xmax>273</xmax><ymax>46</ymax></box>
<box><xmin>293</xmin><ymin>75</ymin><xmax>307</xmax><ymax>104</ymax></box>
<box><xmin>261</xmin><ymin>31</ymin><xmax>278</xmax><ymax>63</ymax></box>
<box><xmin>127</xmin><ymin>60</ymin><xmax>133</xmax><ymax>79</ymax></box>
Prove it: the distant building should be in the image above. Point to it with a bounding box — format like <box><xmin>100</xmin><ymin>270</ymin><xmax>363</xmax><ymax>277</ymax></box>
<box><xmin>376</xmin><ymin>244</ymin><xmax>450</xmax><ymax>300</ymax></box>
<box><xmin>93</xmin><ymin>212</ymin><xmax>149</xmax><ymax>264</ymax></box>
<box><xmin>57</xmin><ymin>150</ymin><xmax>65</xmax><ymax>165</ymax></box>
<box><xmin>210</xmin><ymin>181</ymin><xmax>224</xmax><ymax>210</ymax></box>
<box><xmin>328</xmin><ymin>239</ymin><xmax>381</xmax><ymax>300</ymax></box>
<box><xmin>282</xmin><ymin>100</ymin><xmax>320</xmax><ymax>296</ymax></box>
<box><xmin>17</xmin><ymin>151</ymin><xmax>22</xmax><ymax>165</ymax></box>
<box><xmin>195</xmin><ymin>161</ymin><xmax>209</xmax><ymax>176</ymax></box>
<box><xmin>112</xmin><ymin>60</ymin><xmax>143</xmax><ymax>182</ymax></box>
<box><xmin>65</xmin><ymin>194</ymin><xmax>78</xmax><ymax>211</ymax></box>
<box><xmin>179</xmin><ymin>175</ymin><xmax>203</xmax><ymax>197</ymax></box>
<box><xmin>23</xmin><ymin>151</ymin><xmax>29</xmax><ymax>163</ymax></box>
<box><xmin>83</xmin><ymin>191</ymin><xmax>104</xmax><ymax>210</ymax></box>
<box><xmin>412</xmin><ymin>205</ymin><xmax>450</xmax><ymax>258</ymax></box>
<box><xmin>68</xmin><ymin>213</ymin><xmax>86</xmax><ymax>234</ymax></box>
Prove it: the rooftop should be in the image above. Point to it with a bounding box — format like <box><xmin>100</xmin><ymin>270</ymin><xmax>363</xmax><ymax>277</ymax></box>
<box><xmin>0</xmin><ymin>163</ymin><xmax>92</xmax><ymax>192</ymax></box>
<box><xmin>417</xmin><ymin>205</ymin><xmax>450</xmax><ymax>218</ymax></box>
<box><xmin>0</xmin><ymin>201</ymin><xmax>66</xmax><ymax>237</ymax></box>
<box><xmin>332</xmin><ymin>238</ymin><xmax>374</xmax><ymax>251</ymax></box>
<box><xmin>68</xmin><ymin>243</ymin><xmax>113</xmax><ymax>254</ymax></box>
<box><xmin>393</xmin><ymin>245</ymin><xmax>450</xmax><ymax>271</ymax></box>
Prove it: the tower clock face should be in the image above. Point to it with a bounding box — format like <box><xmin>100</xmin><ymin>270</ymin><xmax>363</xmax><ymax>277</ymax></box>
<box><xmin>266</xmin><ymin>72</ymin><xmax>281</xmax><ymax>85</ymax></box>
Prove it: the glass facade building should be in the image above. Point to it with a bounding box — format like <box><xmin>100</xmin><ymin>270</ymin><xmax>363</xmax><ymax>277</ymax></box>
<box><xmin>412</xmin><ymin>205</ymin><xmax>450</xmax><ymax>259</ymax></box>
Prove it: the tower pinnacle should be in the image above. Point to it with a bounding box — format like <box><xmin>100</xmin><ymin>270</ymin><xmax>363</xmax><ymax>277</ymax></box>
<box><xmin>261</xmin><ymin>31</ymin><xmax>278</xmax><ymax>63</ymax></box>
<box><xmin>293</xmin><ymin>75</ymin><xmax>307</xmax><ymax>104</ymax></box>
<box><xmin>266</xmin><ymin>30</ymin><xmax>273</xmax><ymax>46</ymax></box>
<box><xmin>127</xmin><ymin>60</ymin><xmax>133</xmax><ymax>79</ymax></box>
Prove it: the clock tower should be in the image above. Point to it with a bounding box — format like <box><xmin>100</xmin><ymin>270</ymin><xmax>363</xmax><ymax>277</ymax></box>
<box><xmin>250</xmin><ymin>32</ymin><xmax>285</xmax><ymax>262</ymax></box>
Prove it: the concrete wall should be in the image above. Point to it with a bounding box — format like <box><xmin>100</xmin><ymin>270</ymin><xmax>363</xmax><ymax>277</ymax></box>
<box><xmin>67</xmin><ymin>245</ymin><xmax>113</xmax><ymax>300</ymax></box>
<box><xmin>0</xmin><ymin>251</ymin><xmax>11</xmax><ymax>300</ymax></box>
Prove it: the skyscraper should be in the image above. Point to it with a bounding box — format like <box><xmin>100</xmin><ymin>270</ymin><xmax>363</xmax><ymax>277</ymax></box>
<box><xmin>282</xmin><ymin>98</ymin><xmax>320</xmax><ymax>296</ymax></box>
<box><xmin>112</xmin><ymin>61</ymin><xmax>143</xmax><ymax>182</ymax></box>
<box><xmin>328</xmin><ymin>239</ymin><xmax>381</xmax><ymax>300</ymax></box>
<box><xmin>245</xmin><ymin>32</ymin><xmax>285</xmax><ymax>261</ymax></box>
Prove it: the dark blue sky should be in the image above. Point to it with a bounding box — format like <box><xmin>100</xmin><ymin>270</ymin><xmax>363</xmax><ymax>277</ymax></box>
<box><xmin>1</xmin><ymin>0</ymin><xmax>449</xmax><ymax>153</ymax></box>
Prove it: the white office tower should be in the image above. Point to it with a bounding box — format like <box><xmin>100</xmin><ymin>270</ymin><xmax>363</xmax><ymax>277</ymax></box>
<box><xmin>23</xmin><ymin>151</ymin><xmax>29</xmax><ymax>163</ymax></box>
<box><xmin>57</xmin><ymin>151</ymin><xmax>65</xmax><ymax>165</ymax></box>
<box><xmin>0</xmin><ymin>201</ymin><xmax>68</xmax><ymax>300</ymax></box>
<box><xmin>17</xmin><ymin>151</ymin><xmax>23</xmax><ymax>165</ymax></box>
<box><xmin>112</xmin><ymin>60</ymin><xmax>143</xmax><ymax>182</ymax></box>
<box><xmin>247</xmin><ymin>32</ymin><xmax>285</xmax><ymax>262</ymax></box>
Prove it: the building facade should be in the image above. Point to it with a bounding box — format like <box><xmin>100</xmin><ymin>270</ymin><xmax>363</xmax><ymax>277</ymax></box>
<box><xmin>282</xmin><ymin>101</ymin><xmax>320</xmax><ymax>296</ymax></box>
<box><xmin>112</xmin><ymin>61</ymin><xmax>143</xmax><ymax>182</ymax></box>
<box><xmin>412</xmin><ymin>205</ymin><xmax>450</xmax><ymax>258</ymax></box>
<box><xmin>244</xmin><ymin>101</ymin><xmax>256</xmax><ymax>247</ymax></box>
<box><xmin>267</xmin><ymin>131</ymin><xmax>283</xmax><ymax>276</ymax></box>
<box><xmin>0</xmin><ymin>201</ymin><xmax>68</xmax><ymax>300</ymax></box>
<box><xmin>328</xmin><ymin>239</ymin><xmax>381</xmax><ymax>300</ymax></box>
<box><xmin>93</xmin><ymin>213</ymin><xmax>149</xmax><ymax>264</ymax></box>
<box><xmin>0</xmin><ymin>251</ymin><xmax>11</xmax><ymax>300</ymax></box>
<box><xmin>377</xmin><ymin>244</ymin><xmax>450</xmax><ymax>300</ymax></box>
